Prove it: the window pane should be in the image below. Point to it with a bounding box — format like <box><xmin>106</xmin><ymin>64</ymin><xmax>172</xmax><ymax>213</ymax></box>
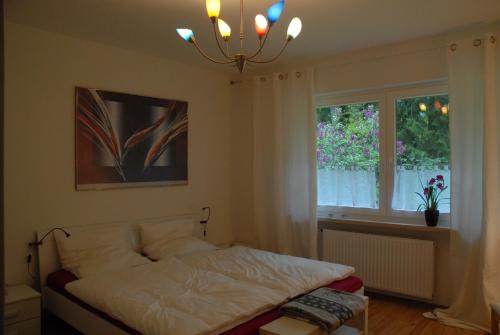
<box><xmin>392</xmin><ymin>95</ymin><xmax>451</xmax><ymax>213</ymax></box>
<box><xmin>317</xmin><ymin>102</ymin><xmax>380</xmax><ymax>209</ymax></box>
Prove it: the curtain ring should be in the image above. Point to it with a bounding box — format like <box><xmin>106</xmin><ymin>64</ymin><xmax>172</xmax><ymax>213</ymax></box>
<box><xmin>296</xmin><ymin>72</ymin><xmax>302</xmax><ymax>78</ymax></box>
<box><xmin>473</xmin><ymin>39</ymin><xmax>482</xmax><ymax>47</ymax></box>
<box><xmin>490</xmin><ymin>36</ymin><xmax>496</xmax><ymax>44</ymax></box>
<box><xmin>450</xmin><ymin>43</ymin><xmax>457</xmax><ymax>51</ymax></box>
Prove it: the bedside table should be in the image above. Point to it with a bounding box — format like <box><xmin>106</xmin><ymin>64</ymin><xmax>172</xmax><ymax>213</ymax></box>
<box><xmin>4</xmin><ymin>285</ymin><xmax>41</xmax><ymax>335</ymax></box>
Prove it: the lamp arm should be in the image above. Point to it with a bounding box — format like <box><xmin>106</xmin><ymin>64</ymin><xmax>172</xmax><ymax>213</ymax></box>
<box><xmin>247</xmin><ymin>38</ymin><xmax>290</xmax><ymax>64</ymax></box>
<box><xmin>247</xmin><ymin>27</ymin><xmax>273</xmax><ymax>60</ymax></box>
<box><xmin>29</xmin><ymin>227</ymin><xmax>71</xmax><ymax>247</ymax></box>
<box><xmin>191</xmin><ymin>38</ymin><xmax>236</xmax><ymax>65</ymax></box>
<box><xmin>212</xmin><ymin>22</ymin><xmax>232</xmax><ymax>60</ymax></box>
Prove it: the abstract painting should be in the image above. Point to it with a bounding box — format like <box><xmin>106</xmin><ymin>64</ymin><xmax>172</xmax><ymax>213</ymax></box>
<box><xmin>75</xmin><ymin>87</ymin><xmax>188</xmax><ymax>190</ymax></box>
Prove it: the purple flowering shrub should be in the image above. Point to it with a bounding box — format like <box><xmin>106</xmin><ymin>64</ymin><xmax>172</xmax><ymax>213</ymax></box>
<box><xmin>317</xmin><ymin>104</ymin><xmax>380</xmax><ymax>170</ymax></box>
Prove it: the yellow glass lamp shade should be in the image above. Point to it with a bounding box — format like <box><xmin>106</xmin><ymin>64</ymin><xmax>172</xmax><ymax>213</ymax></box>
<box><xmin>255</xmin><ymin>14</ymin><xmax>269</xmax><ymax>37</ymax></box>
<box><xmin>419</xmin><ymin>102</ymin><xmax>427</xmax><ymax>112</ymax></box>
<box><xmin>442</xmin><ymin>105</ymin><xmax>449</xmax><ymax>115</ymax></box>
<box><xmin>206</xmin><ymin>0</ymin><xmax>221</xmax><ymax>19</ymax></box>
<box><xmin>218</xmin><ymin>19</ymin><xmax>231</xmax><ymax>39</ymax></box>
<box><xmin>287</xmin><ymin>17</ymin><xmax>302</xmax><ymax>40</ymax></box>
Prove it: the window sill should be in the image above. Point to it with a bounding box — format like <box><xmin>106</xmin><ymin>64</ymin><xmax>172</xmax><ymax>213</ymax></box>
<box><xmin>318</xmin><ymin>217</ymin><xmax>451</xmax><ymax>233</ymax></box>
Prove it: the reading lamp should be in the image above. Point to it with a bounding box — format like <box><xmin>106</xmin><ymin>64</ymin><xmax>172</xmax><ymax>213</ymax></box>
<box><xmin>28</xmin><ymin>227</ymin><xmax>71</xmax><ymax>247</ymax></box>
<box><xmin>200</xmin><ymin>207</ymin><xmax>211</xmax><ymax>237</ymax></box>
<box><xmin>27</xmin><ymin>227</ymin><xmax>71</xmax><ymax>279</ymax></box>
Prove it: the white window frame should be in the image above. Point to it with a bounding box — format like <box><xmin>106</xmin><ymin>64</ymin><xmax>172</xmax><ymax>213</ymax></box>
<box><xmin>316</xmin><ymin>81</ymin><xmax>450</xmax><ymax>226</ymax></box>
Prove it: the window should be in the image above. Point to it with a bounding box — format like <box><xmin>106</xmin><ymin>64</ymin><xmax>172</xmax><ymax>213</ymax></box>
<box><xmin>392</xmin><ymin>95</ymin><xmax>450</xmax><ymax>213</ymax></box>
<box><xmin>317</xmin><ymin>101</ymin><xmax>380</xmax><ymax>209</ymax></box>
<box><xmin>316</xmin><ymin>84</ymin><xmax>451</xmax><ymax>223</ymax></box>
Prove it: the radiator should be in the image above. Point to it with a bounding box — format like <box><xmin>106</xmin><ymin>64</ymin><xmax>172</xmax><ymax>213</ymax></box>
<box><xmin>322</xmin><ymin>230</ymin><xmax>435</xmax><ymax>299</ymax></box>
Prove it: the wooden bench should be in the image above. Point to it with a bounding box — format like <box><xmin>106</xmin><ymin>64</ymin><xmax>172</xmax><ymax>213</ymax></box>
<box><xmin>260</xmin><ymin>295</ymin><xmax>368</xmax><ymax>335</ymax></box>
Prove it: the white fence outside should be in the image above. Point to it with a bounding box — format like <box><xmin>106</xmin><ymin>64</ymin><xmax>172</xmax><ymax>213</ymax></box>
<box><xmin>318</xmin><ymin>167</ymin><xmax>450</xmax><ymax>213</ymax></box>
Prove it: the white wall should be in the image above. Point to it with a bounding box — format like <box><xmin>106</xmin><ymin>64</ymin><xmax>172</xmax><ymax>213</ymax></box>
<box><xmin>229</xmin><ymin>79</ymin><xmax>257</xmax><ymax>245</ymax></box>
<box><xmin>5</xmin><ymin>22</ymin><xmax>236</xmax><ymax>285</ymax></box>
<box><xmin>313</xmin><ymin>37</ymin><xmax>448</xmax><ymax>94</ymax></box>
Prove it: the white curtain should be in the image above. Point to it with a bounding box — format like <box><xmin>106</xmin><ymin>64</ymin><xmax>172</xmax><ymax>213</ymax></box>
<box><xmin>426</xmin><ymin>34</ymin><xmax>500</xmax><ymax>331</ymax></box>
<box><xmin>252</xmin><ymin>69</ymin><xmax>317</xmax><ymax>258</ymax></box>
<box><xmin>392</xmin><ymin>167</ymin><xmax>451</xmax><ymax>213</ymax></box>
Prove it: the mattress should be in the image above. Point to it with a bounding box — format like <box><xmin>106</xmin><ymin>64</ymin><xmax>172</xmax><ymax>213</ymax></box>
<box><xmin>47</xmin><ymin>270</ymin><xmax>363</xmax><ymax>335</ymax></box>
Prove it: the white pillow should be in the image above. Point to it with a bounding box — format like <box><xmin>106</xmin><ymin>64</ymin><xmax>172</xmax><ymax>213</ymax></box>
<box><xmin>143</xmin><ymin>236</ymin><xmax>217</xmax><ymax>261</ymax></box>
<box><xmin>54</xmin><ymin>226</ymin><xmax>151</xmax><ymax>278</ymax></box>
<box><xmin>140</xmin><ymin>218</ymin><xmax>194</xmax><ymax>247</ymax></box>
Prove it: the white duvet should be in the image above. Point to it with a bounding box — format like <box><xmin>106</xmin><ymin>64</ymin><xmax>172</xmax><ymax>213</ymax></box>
<box><xmin>66</xmin><ymin>246</ymin><xmax>354</xmax><ymax>335</ymax></box>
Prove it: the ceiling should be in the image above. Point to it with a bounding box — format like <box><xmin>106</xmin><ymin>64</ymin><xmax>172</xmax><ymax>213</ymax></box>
<box><xmin>6</xmin><ymin>0</ymin><xmax>500</xmax><ymax>74</ymax></box>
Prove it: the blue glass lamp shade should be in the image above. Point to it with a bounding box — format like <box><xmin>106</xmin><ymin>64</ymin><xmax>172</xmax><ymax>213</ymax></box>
<box><xmin>267</xmin><ymin>1</ymin><xmax>285</xmax><ymax>24</ymax></box>
<box><xmin>176</xmin><ymin>29</ymin><xmax>194</xmax><ymax>41</ymax></box>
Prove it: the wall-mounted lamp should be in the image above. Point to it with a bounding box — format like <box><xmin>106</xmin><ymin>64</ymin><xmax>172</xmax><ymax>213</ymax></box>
<box><xmin>28</xmin><ymin>227</ymin><xmax>71</xmax><ymax>247</ymax></box>
<box><xmin>27</xmin><ymin>227</ymin><xmax>71</xmax><ymax>280</ymax></box>
<box><xmin>200</xmin><ymin>207</ymin><xmax>211</xmax><ymax>237</ymax></box>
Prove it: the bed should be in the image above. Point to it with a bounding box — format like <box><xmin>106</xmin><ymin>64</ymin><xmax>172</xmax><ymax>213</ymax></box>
<box><xmin>37</xmin><ymin>216</ymin><xmax>365</xmax><ymax>335</ymax></box>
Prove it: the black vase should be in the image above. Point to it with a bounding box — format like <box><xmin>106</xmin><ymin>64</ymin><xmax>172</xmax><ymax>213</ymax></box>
<box><xmin>424</xmin><ymin>210</ymin><xmax>439</xmax><ymax>227</ymax></box>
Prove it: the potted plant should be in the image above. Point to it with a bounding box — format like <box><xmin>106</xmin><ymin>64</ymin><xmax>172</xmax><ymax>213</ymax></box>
<box><xmin>416</xmin><ymin>175</ymin><xmax>448</xmax><ymax>226</ymax></box>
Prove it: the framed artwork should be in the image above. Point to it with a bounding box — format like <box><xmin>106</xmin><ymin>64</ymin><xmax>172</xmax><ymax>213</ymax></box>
<box><xmin>75</xmin><ymin>87</ymin><xmax>188</xmax><ymax>190</ymax></box>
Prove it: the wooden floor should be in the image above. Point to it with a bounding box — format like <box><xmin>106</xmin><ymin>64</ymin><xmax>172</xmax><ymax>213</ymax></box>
<box><xmin>367</xmin><ymin>293</ymin><xmax>488</xmax><ymax>335</ymax></box>
<box><xmin>43</xmin><ymin>293</ymin><xmax>489</xmax><ymax>335</ymax></box>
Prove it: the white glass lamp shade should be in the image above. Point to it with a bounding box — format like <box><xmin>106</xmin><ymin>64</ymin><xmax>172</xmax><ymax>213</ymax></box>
<box><xmin>218</xmin><ymin>19</ymin><xmax>231</xmax><ymax>39</ymax></box>
<box><xmin>255</xmin><ymin>14</ymin><xmax>269</xmax><ymax>37</ymax></box>
<box><xmin>287</xmin><ymin>17</ymin><xmax>302</xmax><ymax>40</ymax></box>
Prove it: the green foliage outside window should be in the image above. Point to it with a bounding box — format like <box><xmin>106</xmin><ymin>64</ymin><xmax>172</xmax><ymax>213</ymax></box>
<box><xmin>395</xmin><ymin>95</ymin><xmax>450</xmax><ymax>169</ymax></box>
<box><xmin>317</xmin><ymin>103</ymin><xmax>380</xmax><ymax>170</ymax></box>
<box><xmin>316</xmin><ymin>95</ymin><xmax>450</xmax><ymax>170</ymax></box>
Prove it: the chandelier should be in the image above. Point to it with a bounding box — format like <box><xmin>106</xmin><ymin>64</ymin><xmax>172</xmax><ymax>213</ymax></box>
<box><xmin>176</xmin><ymin>0</ymin><xmax>302</xmax><ymax>73</ymax></box>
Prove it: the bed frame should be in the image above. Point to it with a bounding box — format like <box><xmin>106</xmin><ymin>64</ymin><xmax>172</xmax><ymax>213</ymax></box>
<box><xmin>37</xmin><ymin>215</ymin><xmax>367</xmax><ymax>335</ymax></box>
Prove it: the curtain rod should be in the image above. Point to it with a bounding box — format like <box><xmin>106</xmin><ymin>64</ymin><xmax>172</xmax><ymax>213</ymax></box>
<box><xmin>450</xmin><ymin>35</ymin><xmax>496</xmax><ymax>51</ymax></box>
<box><xmin>252</xmin><ymin>71</ymin><xmax>304</xmax><ymax>83</ymax></box>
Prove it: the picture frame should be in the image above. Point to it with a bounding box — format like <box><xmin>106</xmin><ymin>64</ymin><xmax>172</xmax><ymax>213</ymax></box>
<box><xmin>75</xmin><ymin>87</ymin><xmax>188</xmax><ymax>190</ymax></box>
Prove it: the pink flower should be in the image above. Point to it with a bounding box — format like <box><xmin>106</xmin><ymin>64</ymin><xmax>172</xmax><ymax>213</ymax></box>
<box><xmin>396</xmin><ymin>140</ymin><xmax>405</xmax><ymax>155</ymax></box>
<box><xmin>437</xmin><ymin>183</ymin><xmax>444</xmax><ymax>190</ymax></box>
<box><xmin>429</xmin><ymin>178</ymin><xmax>436</xmax><ymax>186</ymax></box>
<box><xmin>424</xmin><ymin>187</ymin><xmax>429</xmax><ymax>196</ymax></box>
<box><xmin>363</xmin><ymin>148</ymin><xmax>370</xmax><ymax>158</ymax></box>
<box><xmin>436</xmin><ymin>175</ymin><xmax>444</xmax><ymax>181</ymax></box>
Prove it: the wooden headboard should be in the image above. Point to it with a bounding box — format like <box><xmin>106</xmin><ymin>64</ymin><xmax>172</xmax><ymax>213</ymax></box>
<box><xmin>36</xmin><ymin>213</ymin><xmax>202</xmax><ymax>290</ymax></box>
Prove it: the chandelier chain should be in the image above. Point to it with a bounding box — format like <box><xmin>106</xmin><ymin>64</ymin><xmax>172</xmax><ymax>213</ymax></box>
<box><xmin>239</xmin><ymin>0</ymin><xmax>244</xmax><ymax>52</ymax></box>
